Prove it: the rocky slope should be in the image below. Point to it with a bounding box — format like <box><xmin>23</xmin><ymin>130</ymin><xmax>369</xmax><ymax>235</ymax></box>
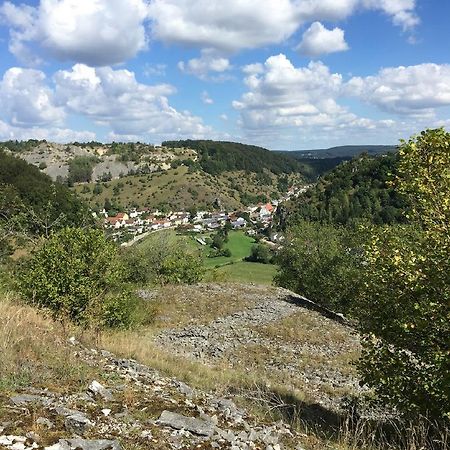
<box><xmin>0</xmin><ymin>337</ymin><xmax>301</xmax><ymax>450</ymax></box>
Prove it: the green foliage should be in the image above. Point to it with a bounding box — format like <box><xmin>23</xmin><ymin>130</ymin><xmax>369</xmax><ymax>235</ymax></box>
<box><xmin>274</xmin><ymin>221</ymin><xmax>363</xmax><ymax>312</ymax></box>
<box><xmin>162</xmin><ymin>140</ymin><xmax>303</xmax><ymax>175</ymax></box>
<box><xmin>0</xmin><ymin>139</ymin><xmax>47</xmax><ymax>153</ymax></box>
<box><xmin>287</xmin><ymin>153</ymin><xmax>409</xmax><ymax>226</ymax></box>
<box><xmin>68</xmin><ymin>156</ymin><xmax>98</xmax><ymax>184</ymax></box>
<box><xmin>123</xmin><ymin>233</ymin><xmax>204</xmax><ymax>286</ymax></box>
<box><xmin>245</xmin><ymin>244</ymin><xmax>272</xmax><ymax>264</ymax></box>
<box><xmin>159</xmin><ymin>251</ymin><xmax>205</xmax><ymax>285</ymax></box>
<box><xmin>0</xmin><ymin>151</ymin><xmax>91</xmax><ymax>239</ymax></box>
<box><xmin>17</xmin><ymin>228</ymin><xmax>128</xmax><ymax>328</ymax></box>
<box><xmin>211</xmin><ymin>233</ymin><xmax>225</xmax><ymax>250</ymax></box>
<box><xmin>100</xmin><ymin>291</ymin><xmax>139</xmax><ymax>329</ymax></box>
<box><xmin>357</xmin><ymin>129</ymin><xmax>450</xmax><ymax>420</ymax></box>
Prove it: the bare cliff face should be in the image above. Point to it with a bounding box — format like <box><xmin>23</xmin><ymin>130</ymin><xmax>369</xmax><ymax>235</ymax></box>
<box><xmin>3</xmin><ymin>141</ymin><xmax>196</xmax><ymax>182</ymax></box>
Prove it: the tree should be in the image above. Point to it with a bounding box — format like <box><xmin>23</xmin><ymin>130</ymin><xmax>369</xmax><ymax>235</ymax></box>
<box><xmin>211</xmin><ymin>233</ymin><xmax>225</xmax><ymax>250</ymax></box>
<box><xmin>274</xmin><ymin>221</ymin><xmax>363</xmax><ymax>313</ymax></box>
<box><xmin>123</xmin><ymin>233</ymin><xmax>204</xmax><ymax>286</ymax></box>
<box><xmin>357</xmin><ymin>129</ymin><xmax>450</xmax><ymax>420</ymax></box>
<box><xmin>17</xmin><ymin>228</ymin><xmax>130</xmax><ymax>328</ymax></box>
<box><xmin>246</xmin><ymin>243</ymin><xmax>272</xmax><ymax>264</ymax></box>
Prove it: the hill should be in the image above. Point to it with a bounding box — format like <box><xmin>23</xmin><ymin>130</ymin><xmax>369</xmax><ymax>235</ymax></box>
<box><xmin>1</xmin><ymin>139</ymin><xmax>309</xmax><ymax>211</ymax></box>
<box><xmin>284</xmin><ymin>152</ymin><xmax>410</xmax><ymax>226</ymax></box>
<box><xmin>162</xmin><ymin>139</ymin><xmax>308</xmax><ymax>175</ymax></box>
<box><xmin>0</xmin><ymin>151</ymin><xmax>90</xmax><ymax>236</ymax></box>
<box><xmin>73</xmin><ymin>165</ymin><xmax>301</xmax><ymax>211</ymax></box>
<box><xmin>283</xmin><ymin>144</ymin><xmax>397</xmax><ymax>159</ymax></box>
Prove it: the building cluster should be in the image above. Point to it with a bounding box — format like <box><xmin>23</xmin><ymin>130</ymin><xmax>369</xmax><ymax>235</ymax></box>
<box><xmin>99</xmin><ymin>185</ymin><xmax>308</xmax><ymax>243</ymax></box>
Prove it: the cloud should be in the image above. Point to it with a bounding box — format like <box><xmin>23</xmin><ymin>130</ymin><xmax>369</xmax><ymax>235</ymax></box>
<box><xmin>242</xmin><ymin>63</ymin><xmax>264</xmax><ymax>75</ymax></box>
<box><xmin>232</xmin><ymin>53</ymin><xmax>449</xmax><ymax>149</ymax></box>
<box><xmin>347</xmin><ymin>63</ymin><xmax>450</xmax><ymax>114</ymax></box>
<box><xmin>233</xmin><ymin>54</ymin><xmax>347</xmax><ymax>131</ymax></box>
<box><xmin>0</xmin><ymin>120</ymin><xmax>96</xmax><ymax>142</ymax></box>
<box><xmin>0</xmin><ymin>0</ymin><xmax>149</xmax><ymax>66</ymax></box>
<box><xmin>0</xmin><ymin>67</ymin><xmax>64</xmax><ymax>126</ymax></box>
<box><xmin>297</xmin><ymin>22</ymin><xmax>349</xmax><ymax>57</ymax></box>
<box><xmin>178</xmin><ymin>49</ymin><xmax>231</xmax><ymax>80</ymax></box>
<box><xmin>0</xmin><ymin>1</ymin><xmax>420</xmax><ymax>65</ymax></box>
<box><xmin>201</xmin><ymin>91</ymin><xmax>213</xmax><ymax>105</ymax></box>
<box><xmin>147</xmin><ymin>0</ymin><xmax>418</xmax><ymax>53</ymax></box>
<box><xmin>53</xmin><ymin>64</ymin><xmax>212</xmax><ymax>139</ymax></box>
<box><xmin>143</xmin><ymin>63</ymin><xmax>167</xmax><ymax>77</ymax></box>
<box><xmin>362</xmin><ymin>0</ymin><xmax>419</xmax><ymax>31</ymax></box>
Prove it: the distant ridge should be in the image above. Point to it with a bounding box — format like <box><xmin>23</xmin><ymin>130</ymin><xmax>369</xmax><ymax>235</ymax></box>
<box><xmin>280</xmin><ymin>145</ymin><xmax>397</xmax><ymax>159</ymax></box>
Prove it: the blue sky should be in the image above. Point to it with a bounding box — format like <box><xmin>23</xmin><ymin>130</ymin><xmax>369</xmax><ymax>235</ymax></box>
<box><xmin>0</xmin><ymin>0</ymin><xmax>449</xmax><ymax>149</ymax></box>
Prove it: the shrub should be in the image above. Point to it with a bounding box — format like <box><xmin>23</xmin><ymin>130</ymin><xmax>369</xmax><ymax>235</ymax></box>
<box><xmin>356</xmin><ymin>129</ymin><xmax>450</xmax><ymax>420</ymax></box>
<box><xmin>274</xmin><ymin>221</ymin><xmax>363</xmax><ymax>313</ymax></box>
<box><xmin>245</xmin><ymin>244</ymin><xmax>272</xmax><ymax>264</ymax></box>
<box><xmin>17</xmin><ymin>228</ymin><xmax>128</xmax><ymax>327</ymax></box>
<box><xmin>123</xmin><ymin>234</ymin><xmax>204</xmax><ymax>286</ymax></box>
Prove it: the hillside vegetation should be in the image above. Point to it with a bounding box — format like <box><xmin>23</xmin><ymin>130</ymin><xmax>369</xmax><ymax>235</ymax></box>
<box><xmin>0</xmin><ymin>151</ymin><xmax>90</xmax><ymax>247</ymax></box>
<box><xmin>74</xmin><ymin>166</ymin><xmax>301</xmax><ymax>211</ymax></box>
<box><xmin>284</xmin><ymin>144</ymin><xmax>397</xmax><ymax>159</ymax></box>
<box><xmin>285</xmin><ymin>152</ymin><xmax>409</xmax><ymax>226</ymax></box>
<box><xmin>162</xmin><ymin>139</ymin><xmax>305</xmax><ymax>175</ymax></box>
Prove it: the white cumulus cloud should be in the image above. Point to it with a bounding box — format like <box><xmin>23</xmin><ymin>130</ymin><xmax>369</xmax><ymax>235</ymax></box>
<box><xmin>347</xmin><ymin>63</ymin><xmax>450</xmax><ymax>114</ymax></box>
<box><xmin>0</xmin><ymin>67</ymin><xmax>64</xmax><ymax>126</ymax></box>
<box><xmin>297</xmin><ymin>22</ymin><xmax>349</xmax><ymax>57</ymax></box>
<box><xmin>178</xmin><ymin>49</ymin><xmax>232</xmax><ymax>80</ymax></box>
<box><xmin>147</xmin><ymin>0</ymin><xmax>418</xmax><ymax>53</ymax></box>
<box><xmin>232</xmin><ymin>53</ymin><xmax>449</xmax><ymax>148</ymax></box>
<box><xmin>0</xmin><ymin>0</ymin><xmax>149</xmax><ymax>66</ymax></box>
<box><xmin>53</xmin><ymin>64</ymin><xmax>212</xmax><ymax>139</ymax></box>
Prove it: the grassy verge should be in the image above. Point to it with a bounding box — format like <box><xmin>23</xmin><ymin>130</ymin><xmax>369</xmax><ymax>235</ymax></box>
<box><xmin>0</xmin><ymin>293</ymin><xmax>98</xmax><ymax>394</ymax></box>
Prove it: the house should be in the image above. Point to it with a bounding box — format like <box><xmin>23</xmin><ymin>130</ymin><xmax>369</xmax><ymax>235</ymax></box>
<box><xmin>105</xmin><ymin>217</ymin><xmax>125</xmax><ymax>229</ymax></box>
<box><xmin>231</xmin><ymin>217</ymin><xmax>247</xmax><ymax>229</ymax></box>
<box><xmin>116</xmin><ymin>212</ymin><xmax>129</xmax><ymax>221</ymax></box>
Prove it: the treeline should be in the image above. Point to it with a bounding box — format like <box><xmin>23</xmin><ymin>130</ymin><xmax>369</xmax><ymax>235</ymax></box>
<box><xmin>0</xmin><ymin>139</ymin><xmax>47</xmax><ymax>153</ymax></box>
<box><xmin>162</xmin><ymin>139</ymin><xmax>305</xmax><ymax>176</ymax></box>
<box><xmin>286</xmin><ymin>152</ymin><xmax>409</xmax><ymax>226</ymax></box>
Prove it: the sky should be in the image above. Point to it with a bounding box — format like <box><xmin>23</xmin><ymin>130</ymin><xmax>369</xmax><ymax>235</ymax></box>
<box><xmin>0</xmin><ymin>1</ymin><xmax>449</xmax><ymax>150</ymax></box>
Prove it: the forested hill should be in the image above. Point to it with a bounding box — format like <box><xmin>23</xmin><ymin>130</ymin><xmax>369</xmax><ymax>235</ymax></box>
<box><xmin>0</xmin><ymin>151</ymin><xmax>90</xmax><ymax>233</ymax></box>
<box><xmin>161</xmin><ymin>140</ymin><xmax>306</xmax><ymax>176</ymax></box>
<box><xmin>283</xmin><ymin>144</ymin><xmax>397</xmax><ymax>159</ymax></box>
<box><xmin>284</xmin><ymin>153</ymin><xmax>410</xmax><ymax>226</ymax></box>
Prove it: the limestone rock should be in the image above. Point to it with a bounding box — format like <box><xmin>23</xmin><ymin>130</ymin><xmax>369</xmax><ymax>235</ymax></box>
<box><xmin>158</xmin><ymin>410</ymin><xmax>215</xmax><ymax>437</ymax></box>
<box><xmin>88</xmin><ymin>381</ymin><xmax>113</xmax><ymax>401</ymax></box>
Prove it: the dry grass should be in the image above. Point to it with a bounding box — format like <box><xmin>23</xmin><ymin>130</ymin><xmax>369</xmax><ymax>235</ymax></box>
<box><xmin>0</xmin><ymin>293</ymin><xmax>98</xmax><ymax>393</ymax></box>
<box><xmin>148</xmin><ymin>283</ymin><xmax>276</xmax><ymax>329</ymax></box>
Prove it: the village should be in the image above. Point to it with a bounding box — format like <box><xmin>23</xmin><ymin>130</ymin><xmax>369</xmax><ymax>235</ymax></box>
<box><xmin>98</xmin><ymin>185</ymin><xmax>309</xmax><ymax>245</ymax></box>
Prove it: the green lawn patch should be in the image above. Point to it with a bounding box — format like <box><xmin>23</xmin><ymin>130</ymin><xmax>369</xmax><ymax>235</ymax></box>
<box><xmin>215</xmin><ymin>261</ymin><xmax>277</xmax><ymax>285</ymax></box>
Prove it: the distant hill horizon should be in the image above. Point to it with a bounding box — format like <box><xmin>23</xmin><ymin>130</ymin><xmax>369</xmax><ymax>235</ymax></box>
<box><xmin>279</xmin><ymin>145</ymin><xmax>397</xmax><ymax>159</ymax></box>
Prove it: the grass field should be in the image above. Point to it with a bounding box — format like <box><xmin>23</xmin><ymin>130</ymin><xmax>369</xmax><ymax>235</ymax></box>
<box><xmin>215</xmin><ymin>261</ymin><xmax>277</xmax><ymax>285</ymax></box>
<box><xmin>136</xmin><ymin>229</ymin><xmax>277</xmax><ymax>285</ymax></box>
<box><xmin>195</xmin><ymin>231</ymin><xmax>256</xmax><ymax>268</ymax></box>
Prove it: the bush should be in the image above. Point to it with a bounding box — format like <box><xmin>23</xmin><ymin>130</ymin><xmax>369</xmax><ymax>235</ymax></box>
<box><xmin>356</xmin><ymin>129</ymin><xmax>450</xmax><ymax>420</ymax></box>
<box><xmin>17</xmin><ymin>228</ymin><xmax>129</xmax><ymax>328</ymax></box>
<box><xmin>123</xmin><ymin>234</ymin><xmax>204</xmax><ymax>286</ymax></box>
<box><xmin>245</xmin><ymin>244</ymin><xmax>272</xmax><ymax>264</ymax></box>
<box><xmin>274</xmin><ymin>221</ymin><xmax>363</xmax><ymax>313</ymax></box>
